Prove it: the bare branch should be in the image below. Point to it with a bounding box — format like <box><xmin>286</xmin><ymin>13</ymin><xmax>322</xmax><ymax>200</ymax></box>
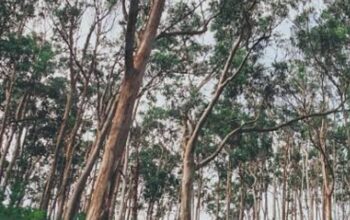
<box><xmin>242</xmin><ymin>104</ymin><xmax>348</xmax><ymax>133</ymax></box>
<box><xmin>156</xmin><ymin>14</ymin><xmax>216</xmax><ymax>40</ymax></box>
<box><xmin>195</xmin><ymin>112</ymin><xmax>260</xmax><ymax>170</ymax></box>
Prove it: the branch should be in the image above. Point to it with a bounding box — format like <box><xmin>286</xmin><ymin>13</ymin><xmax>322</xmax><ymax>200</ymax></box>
<box><xmin>196</xmin><ymin>102</ymin><xmax>348</xmax><ymax>169</ymax></box>
<box><xmin>221</xmin><ymin>34</ymin><xmax>269</xmax><ymax>86</ymax></box>
<box><xmin>185</xmin><ymin>34</ymin><xmax>243</xmax><ymax>154</ymax></box>
<box><xmin>156</xmin><ymin>14</ymin><xmax>216</xmax><ymax>40</ymax></box>
<box><xmin>242</xmin><ymin>105</ymin><xmax>348</xmax><ymax>133</ymax></box>
<box><xmin>155</xmin><ymin>0</ymin><xmax>206</xmax><ymax>39</ymax></box>
<box><xmin>195</xmin><ymin>116</ymin><xmax>259</xmax><ymax>170</ymax></box>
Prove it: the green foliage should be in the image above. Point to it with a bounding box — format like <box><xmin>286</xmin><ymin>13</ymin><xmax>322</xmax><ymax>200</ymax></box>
<box><xmin>0</xmin><ymin>205</ymin><xmax>46</xmax><ymax>220</ymax></box>
<box><xmin>73</xmin><ymin>212</ymin><xmax>86</xmax><ymax>220</ymax></box>
<box><xmin>139</xmin><ymin>145</ymin><xmax>179</xmax><ymax>202</ymax></box>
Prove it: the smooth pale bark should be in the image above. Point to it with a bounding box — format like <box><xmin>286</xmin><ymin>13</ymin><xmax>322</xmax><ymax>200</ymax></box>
<box><xmin>107</xmin><ymin>165</ymin><xmax>122</xmax><ymax>220</ymax></box>
<box><xmin>316</xmin><ymin>189</ymin><xmax>320</xmax><ymax>220</ymax></box>
<box><xmin>195</xmin><ymin>169</ymin><xmax>202</xmax><ymax>220</ymax></box>
<box><xmin>264</xmin><ymin>187</ymin><xmax>269</xmax><ymax>220</ymax></box>
<box><xmin>86</xmin><ymin>1</ymin><xmax>165</xmax><ymax>218</ymax></box>
<box><xmin>1</xmin><ymin>127</ymin><xmax>26</xmax><ymax>190</ymax></box>
<box><xmin>264</xmin><ymin>179</ymin><xmax>268</xmax><ymax>220</ymax></box>
<box><xmin>56</xmin><ymin>115</ymin><xmax>83</xmax><ymax>219</ymax></box>
<box><xmin>0</xmin><ymin>92</ymin><xmax>27</xmax><ymax>181</ymax></box>
<box><xmin>316</xmin><ymin>119</ymin><xmax>333</xmax><ymax>220</ymax></box>
<box><xmin>1</xmin><ymin>93</ymin><xmax>28</xmax><ymax>190</ymax></box>
<box><xmin>239</xmin><ymin>166</ymin><xmax>245</xmax><ymax>220</ymax></box>
<box><xmin>56</xmin><ymin>78</ymin><xmax>90</xmax><ymax>220</ymax></box>
<box><xmin>130</xmin><ymin>145</ymin><xmax>139</xmax><ymax>220</ymax></box>
<box><xmin>116</xmin><ymin>145</ymin><xmax>129</xmax><ymax>220</ymax></box>
<box><xmin>321</xmin><ymin>157</ymin><xmax>332</xmax><ymax>220</ymax></box>
<box><xmin>225</xmin><ymin>158</ymin><xmax>232</xmax><ymax>220</ymax></box>
<box><xmin>282</xmin><ymin>140</ymin><xmax>290</xmax><ymax>220</ymax></box>
<box><xmin>215</xmin><ymin>174</ymin><xmax>220</xmax><ymax>220</ymax></box>
<box><xmin>117</xmin><ymin>174</ymin><xmax>133</xmax><ymax>220</ymax></box>
<box><xmin>146</xmin><ymin>201</ymin><xmax>155</xmax><ymax>220</ymax></box>
<box><xmin>180</xmin><ymin>149</ymin><xmax>195</xmax><ymax>220</ymax></box>
<box><xmin>0</xmin><ymin>127</ymin><xmax>15</xmax><ymax>178</ymax></box>
<box><xmin>272</xmin><ymin>176</ymin><xmax>276</xmax><ymax>220</ymax></box>
<box><xmin>0</xmin><ymin>70</ymin><xmax>16</xmax><ymax>154</ymax></box>
<box><xmin>180</xmin><ymin>35</ymin><xmax>244</xmax><ymax>220</ymax></box>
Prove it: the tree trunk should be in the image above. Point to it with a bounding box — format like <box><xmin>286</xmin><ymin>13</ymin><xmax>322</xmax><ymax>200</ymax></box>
<box><xmin>195</xmin><ymin>169</ymin><xmax>202</xmax><ymax>220</ymax></box>
<box><xmin>64</xmin><ymin>95</ymin><xmax>118</xmax><ymax>220</ymax></box>
<box><xmin>0</xmin><ymin>125</ymin><xmax>15</xmax><ymax>180</ymax></box>
<box><xmin>0</xmin><ymin>92</ymin><xmax>27</xmax><ymax>182</ymax></box>
<box><xmin>1</xmin><ymin>126</ymin><xmax>26</xmax><ymax>190</ymax></box>
<box><xmin>116</xmin><ymin>145</ymin><xmax>130</xmax><ymax>220</ymax></box>
<box><xmin>130</xmin><ymin>143</ymin><xmax>139</xmax><ymax>220</ymax></box>
<box><xmin>298</xmin><ymin>189</ymin><xmax>303</xmax><ymax>220</ymax></box>
<box><xmin>180</xmin><ymin>148</ymin><xmax>194</xmax><ymax>220</ymax></box>
<box><xmin>215</xmin><ymin>179</ymin><xmax>220</xmax><ymax>220</ymax></box>
<box><xmin>272</xmin><ymin>176</ymin><xmax>276</xmax><ymax>220</ymax></box>
<box><xmin>86</xmin><ymin>1</ymin><xmax>164</xmax><ymax>218</ymax></box>
<box><xmin>0</xmin><ymin>69</ymin><xmax>16</xmax><ymax>153</ymax></box>
<box><xmin>239</xmin><ymin>167</ymin><xmax>245</xmax><ymax>220</ymax></box>
<box><xmin>282</xmin><ymin>141</ymin><xmax>289</xmax><ymax>220</ymax></box>
<box><xmin>226</xmin><ymin>157</ymin><xmax>232</xmax><ymax>220</ymax></box>
<box><xmin>40</xmin><ymin>88</ymin><xmax>73</xmax><ymax>211</ymax></box>
<box><xmin>1</xmin><ymin>93</ymin><xmax>28</xmax><ymax>190</ymax></box>
<box><xmin>322</xmin><ymin>177</ymin><xmax>332</xmax><ymax>220</ymax></box>
<box><xmin>56</xmin><ymin>79</ymin><xmax>89</xmax><ymax>220</ymax></box>
<box><xmin>56</xmin><ymin>118</ymin><xmax>83</xmax><ymax>220</ymax></box>
<box><xmin>264</xmin><ymin>182</ymin><xmax>268</xmax><ymax>220</ymax></box>
<box><xmin>319</xmin><ymin>119</ymin><xmax>333</xmax><ymax>220</ymax></box>
<box><xmin>107</xmin><ymin>167</ymin><xmax>122</xmax><ymax>220</ymax></box>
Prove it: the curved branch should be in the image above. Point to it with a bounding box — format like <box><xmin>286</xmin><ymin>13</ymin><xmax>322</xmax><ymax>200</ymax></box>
<box><xmin>195</xmin><ymin>116</ymin><xmax>259</xmax><ymax>170</ymax></box>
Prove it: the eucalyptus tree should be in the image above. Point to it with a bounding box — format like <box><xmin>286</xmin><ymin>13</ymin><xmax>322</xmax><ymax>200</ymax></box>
<box><xmin>0</xmin><ymin>0</ymin><xmax>61</xmax><ymax>207</ymax></box>
<box><xmin>282</xmin><ymin>1</ymin><xmax>350</xmax><ymax>218</ymax></box>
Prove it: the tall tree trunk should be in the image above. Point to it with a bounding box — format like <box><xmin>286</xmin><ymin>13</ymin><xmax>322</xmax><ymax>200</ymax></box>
<box><xmin>64</xmin><ymin>94</ymin><xmax>118</xmax><ymax>220</ymax></box>
<box><xmin>0</xmin><ymin>92</ymin><xmax>27</xmax><ymax>181</ymax></box>
<box><xmin>195</xmin><ymin>169</ymin><xmax>202</xmax><ymax>220</ymax></box>
<box><xmin>116</xmin><ymin>145</ymin><xmax>130</xmax><ymax>220</ymax></box>
<box><xmin>264</xmin><ymin>181</ymin><xmax>268</xmax><ymax>220</ymax></box>
<box><xmin>239</xmin><ymin>166</ymin><xmax>245</xmax><ymax>220</ymax></box>
<box><xmin>130</xmin><ymin>142</ymin><xmax>139</xmax><ymax>220</ymax></box>
<box><xmin>282</xmin><ymin>140</ymin><xmax>289</xmax><ymax>220</ymax></box>
<box><xmin>1</xmin><ymin>126</ymin><xmax>26</xmax><ymax>190</ymax></box>
<box><xmin>56</xmin><ymin>118</ymin><xmax>83</xmax><ymax>219</ymax></box>
<box><xmin>40</xmin><ymin>88</ymin><xmax>73</xmax><ymax>211</ymax></box>
<box><xmin>272</xmin><ymin>176</ymin><xmax>276</xmax><ymax>220</ymax></box>
<box><xmin>318</xmin><ymin>119</ymin><xmax>333</xmax><ymax>220</ymax></box>
<box><xmin>86</xmin><ymin>1</ymin><xmax>164</xmax><ymax>218</ymax></box>
<box><xmin>298</xmin><ymin>189</ymin><xmax>303</xmax><ymax>220</ymax></box>
<box><xmin>56</xmin><ymin>79</ymin><xmax>89</xmax><ymax>220</ymax></box>
<box><xmin>215</xmin><ymin>176</ymin><xmax>220</xmax><ymax>220</ymax></box>
<box><xmin>226</xmin><ymin>158</ymin><xmax>232</xmax><ymax>220</ymax></box>
<box><xmin>0</xmin><ymin>127</ymin><xmax>15</xmax><ymax>179</ymax></box>
<box><xmin>180</xmin><ymin>148</ymin><xmax>194</xmax><ymax>220</ymax></box>
<box><xmin>1</xmin><ymin>93</ymin><xmax>28</xmax><ymax>190</ymax></box>
<box><xmin>322</xmin><ymin>162</ymin><xmax>332</xmax><ymax>220</ymax></box>
<box><xmin>0</xmin><ymin>69</ymin><xmax>16</xmax><ymax>153</ymax></box>
<box><xmin>107</xmin><ymin>166</ymin><xmax>122</xmax><ymax>220</ymax></box>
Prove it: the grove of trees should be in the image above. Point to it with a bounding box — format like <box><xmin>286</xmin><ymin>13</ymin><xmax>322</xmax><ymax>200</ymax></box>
<box><xmin>0</xmin><ymin>0</ymin><xmax>350</xmax><ymax>220</ymax></box>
